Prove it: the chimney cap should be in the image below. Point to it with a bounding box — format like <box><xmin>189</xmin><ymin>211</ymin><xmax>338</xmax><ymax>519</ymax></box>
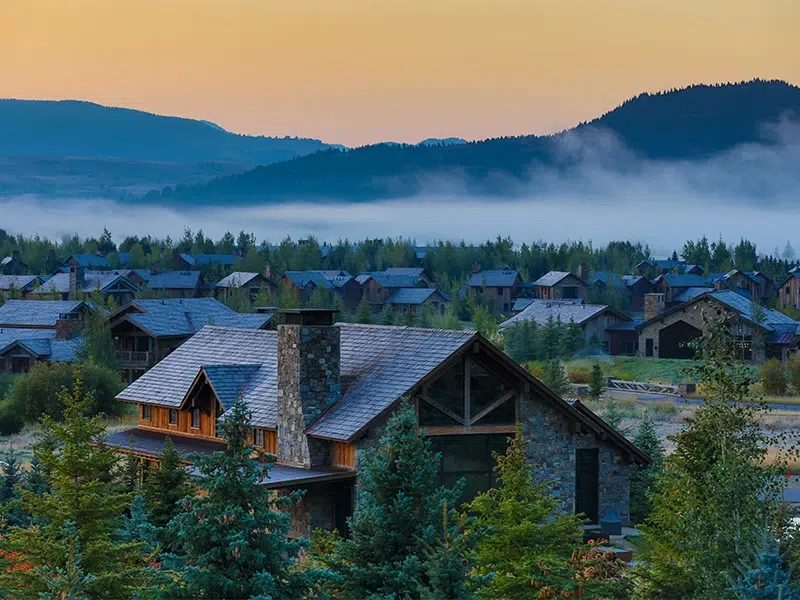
<box><xmin>280</xmin><ymin>308</ymin><xmax>339</xmax><ymax>326</ymax></box>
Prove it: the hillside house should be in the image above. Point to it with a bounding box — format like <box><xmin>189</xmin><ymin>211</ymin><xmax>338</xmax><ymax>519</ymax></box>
<box><xmin>0</xmin><ymin>251</ymin><xmax>28</xmax><ymax>275</ymax></box>
<box><xmin>0</xmin><ymin>275</ymin><xmax>41</xmax><ymax>299</ymax></box>
<box><xmin>589</xmin><ymin>272</ymin><xmax>654</xmax><ymax>313</ymax></box>
<box><xmin>215</xmin><ymin>271</ymin><xmax>274</xmax><ymax>301</ymax></box>
<box><xmin>635</xmin><ymin>259</ymin><xmax>702</xmax><ymax>278</ymax></box>
<box><xmin>109</xmin><ymin>298</ymin><xmax>272</xmax><ymax>381</ymax></box>
<box><xmin>106</xmin><ymin>309</ymin><xmax>648</xmax><ymax>536</ymax></box>
<box><xmin>357</xmin><ymin>272</ymin><xmax>428</xmax><ymax>308</ymax></box>
<box><xmin>466</xmin><ymin>269</ymin><xmax>523</xmax><ymax>314</ymax></box>
<box><xmin>174</xmin><ymin>253</ymin><xmax>239</xmax><ymax>271</ymax></box>
<box><xmin>637</xmin><ymin>290</ymin><xmax>799</xmax><ymax>361</ymax></box>
<box><xmin>385</xmin><ymin>288</ymin><xmax>448</xmax><ymax>315</ymax></box>
<box><xmin>0</xmin><ymin>300</ymin><xmax>92</xmax><ymax>373</ymax></box>
<box><xmin>147</xmin><ymin>271</ymin><xmax>204</xmax><ymax>298</ymax></box>
<box><xmin>710</xmin><ymin>270</ymin><xmax>775</xmax><ymax>304</ymax></box>
<box><xmin>532</xmin><ymin>271</ymin><xmax>589</xmax><ymax>303</ymax></box>
<box><xmin>500</xmin><ymin>300</ymin><xmax>631</xmax><ymax>350</ymax></box>
<box><xmin>282</xmin><ymin>271</ymin><xmax>362</xmax><ymax>311</ymax></box>
<box><xmin>779</xmin><ymin>273</ymin><xmax>800</xmax><ymax>312</ymax></box>
<box><xmin>31</xmin><ymin>266</ymin><xmax>139</xmax><ymax>304</ymax></box>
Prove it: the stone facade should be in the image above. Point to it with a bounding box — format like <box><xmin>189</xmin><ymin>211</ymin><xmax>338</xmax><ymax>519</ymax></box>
<box><xmin>520</xmin><ymin>392</ymin><xmax>631</xmax><ymax>525</ymax></box>
<box><xmin>277</xmin><ymin>323</ymin><xmax>341</xmax><ymax>467</ymax></box>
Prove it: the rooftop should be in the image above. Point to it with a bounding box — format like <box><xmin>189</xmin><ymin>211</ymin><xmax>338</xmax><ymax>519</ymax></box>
<box><xmin>30</xmin><ymin>271</ymin><xmax>137</xmax><ymax>295</ymax></box>
<box><xmin>385</xmin><ymin>288</ymin><xmax>440</xmax><ymax>305</ymax></box>
<box><xmin>500</xmin><ymin>299</ymin><xmax>625</xmax><ymax>330</ymax></box>
<box><xmin>215</xmin><ymin>272</ymin><xmax>262</xmax><ymax>289</ymax></box>
<box><xmin>179</xmin><ymin>253</ymin><xmax>239</xmax><ymax>267</ymax></box>
<box><xmin>0</xmin><ymin>275</ymin><xmax>39</xmax><ymax>291</ymax></box>
<box><xmin>66</xmin><ymin>254</ymin><xmax>111</xmax><ymax>269</ymax></box>
<box><xmin>0</xmin><ymin>300</ymin><xmax>89</xmax><ymax>327</ymax></box>
<box><xmin>531</xmin><ymin>271</ymin><xmax>577</xmax><ymax>288</ymax></box>
<box><xmin>468</xmin><ymin>269</ymin><xmax>520</xmax><ymax>288</ymax></box>
<box><xmin>0</xmin><ymin>328</ymin><xmax>83</xmax><ymax>362</ymax></box>
<box><xmin>147</xmin><ymin>271</ymin><xmax>202</xmax><ymax>290</ymax></box>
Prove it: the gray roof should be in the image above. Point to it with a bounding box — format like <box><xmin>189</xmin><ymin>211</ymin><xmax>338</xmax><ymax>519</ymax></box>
<box><xmin>0</xmin><ymin>328</ymin><xmax>82</xmax><ymax>362</ymax></box>
<box><xmin>0</xmin><ymin>300</ymin><xmax>88</xmax><ymax>326</ymax></box>
<box><xmin>469</xmin><ymin>269</ymin><xmax>520</xmax><ymax>288</ymax></box>
<box><xmin>118</xmin><ymin>324</ymin><xmax>476</xmax><ymax>439</ymax></box>
<box><xmin>384</xmin><ymin>267</ymin><xmax>425</xmax><ymax>277</ymax></box>
<box><xmin>500</xmin><ymin>300</ymin><xmax>623</xmax><ymax>330</ymax></box>
<box><xmin>709</xmin><ymin>290</ymin><xmax>798</xmax><ymax>332</ymax></box>
<box><xmin>659</xmin><ymin>274</ymin><xmax>711</xmax><ymax>288</ymax></box>
<box><xmin>512</xmin><ymin>297</ymin><xmax>536</xmax><ymax>311</ymax></box>
<box><xmin>201</xmin><ymin>364</ymin><xmax>262</xmax><ymax>410</ymax></box>
<box><xmin>66</xmin><ymin>254</ymin><xmax>111</xmax><ymax>268</ymax></box>
<box><xmin>385</xmin><ymin>288</ymin><xmax>441</xmax><ymax>305</ymax></box>
<box><xmin>147</xmin><ymin>271</ymin><xmax>201</xmax><ymax>290</ymax></box>
<box><xmin>531</xmin><ymin>271</ymin><xmax>581</xmax><ymax>288</ymax></box>
<box><xmin>359</xmin><ymin>273</ymin><xmax>424</xmax><ymax>289</ymax></box>
<box><xmin>672</xmin><ymin>287</ymin><xmax>714</xmax><ymax>303</ymax></box>
<box><xmin>112</xmin><ymin>298</ymin><xmax>270</xmax><ymax>338</ymax></box>
<box><xmin>284</xmin><ymin>271</ymin><xmax>335</xmax><ymax>290</ymax></box>
<box><xmin>179</xmin><ymin>253</ymin><xmax>239</xmax><ymax>267</ymax></box>
<box><xmin>0</xmin><ymin>275</ymin><xmax>39</xmax><ymax>291</ymax></box>
<box><xmin>215</xmin><ymin>272</ymin><xmax>261</xmax><ymax>289</ymax></box>
<box><xmin>30</xmin><ymin>271</ymin><xmax>136</xmax><ymax>295</ymax></box>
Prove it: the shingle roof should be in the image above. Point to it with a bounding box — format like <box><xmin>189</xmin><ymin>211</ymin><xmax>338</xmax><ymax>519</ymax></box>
<box><xmin>512</xmin><ymin>297</ymin><xmax>536</xmax><ymax>311</ymax></box>
<box><xmin>636</xmin><ymin>259</ymin><xmax>684</xmax><ymax>270</ymax></box>
<box><xmin>659</xmin><ymin>274</ymin><xmax>711</xmax><ymax>288</ymax></box>
<box><xmin>0</xmin><ymin>275</ymin><xmax>39</xmax><ymax>291</ymax></box>
<box><xmin>66</xmin><ymin>254</ymin><xmax>111</xmax><ymax>268</ymax></box>
<box><xmin>0</xmin><ymin>328</ymin><xmax>82</xmax><ymax>362</ymax></box>
<box><xmin>672</xmin><ymin>287</ymin><xmax>714</xmax><ymax>303</ymax></box>
<box><xmin>147</xmin><ymin>271</ymin><xmax>201</xmax><ymax>290</ymax></box>
<box><xmin>113</xmin><ymin>298</ymin><xmax>270</xmax><ymax>338</ymax></box>
<box><xmin>384</xmin><ymin>267</ymin><xmax>425</xmax><ymax>277</ymax></box>
<box><xmin>385</xmin><ymin>288</ymin><xmax>440</xmax><ymax>305</ymax></box>
<box><xmin>179</xmin><ymin>253</ymin><xmax>238</xmax><ymax>267</ymax></box>
<box><xmin>590</xmin><ymin>272</ymin><xmax>625</xmax><ymax>288</ymax></box>
<box><xmin>531</xmin><ymin>271</ymin><xmax>577</xmax><ymax>287</ymax></box>
<box><xmin>283</xmin><ymin>271</ymin><xmax>335</xmax><ymax>290</ymax></box>
<box><xmin>215</xmin><ymin>272</ymin><xmax>261</xmax><ymax>289</ymax></box>
<box><xmin>201</xmin><ymin>364</ymin><xmax>262</xmax><ymax>410</ymax></box>
<box><xmin>30</xmin><ymin>271</ymin><xmax>137</xmax><ymax>295</ymax></box>
<box><xmin>499</xmin><ymin>300</ymin><xmax>624</xmax><ymax>330</ymax></box>
<box><xmin>709</xmin><ymin>290</ymin><xmax>798</xmax><ymax>331</ymax></box>
<box><xmin>364</xmin><ymin>273</ymin><xmax>425</xmax><ymax>289</ymax></box>
<box><xmin>469</xmin><ymin>269</ymin><xmax>521</xmax><ymax>288</ymax></box>
<box><xmin>0</xmin><ymin>300</ymin><xmax>88</xmax><ymax>326</ymax></box>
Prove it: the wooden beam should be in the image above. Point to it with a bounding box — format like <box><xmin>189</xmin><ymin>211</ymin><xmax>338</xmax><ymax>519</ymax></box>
<box><xmin>470</xmin><ymin>388</ymin><xmax>516</xmax><ymax>425</ymax></box>
<box><xmin>419</xmin><ymin>394</ymin><xmax>466</xmax><ymax>426</ymax></box>
<box><xmin>464</xmin><ymin>356</ymin><xmax>471</xmax><ymax>425</ymax></box>
<box><xmin>423</xmin><ymin>425</ymin><xmax>516</xmax><ymax>436</ymax></box>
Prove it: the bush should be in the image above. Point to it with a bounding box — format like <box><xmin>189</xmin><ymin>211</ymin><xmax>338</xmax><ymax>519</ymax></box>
<box><xmin>0</xmin><ymin>399</ymin><xmax>23</xmax><ymax>435</ymax></box>
<box><xmin>567</xmin><ymin>365</ymin><xmax>592</xmax><ymax>384</ymax></box>
<box><xmin>788</xmin><ymin>355</ymin><xmax>800</xmax><ymax>394</ymax></box>
<box><xmin>760</xmin><ymin>359</ymin><xmax>787</xmax><ymax>396</ymax></box>
<box><xmin>5</xmin><ymin>362</ymin><xmax>125</xmax><ymax>426</ymax></box>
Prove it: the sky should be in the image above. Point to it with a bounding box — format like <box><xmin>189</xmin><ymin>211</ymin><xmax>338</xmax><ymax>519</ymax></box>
<box><xmin>1</xmin><ymin>0</ymin><xmax>798</xmax><ymax>146</ymax></box>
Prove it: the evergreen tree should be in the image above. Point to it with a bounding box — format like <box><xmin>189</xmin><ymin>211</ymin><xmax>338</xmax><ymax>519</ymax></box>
<box><xmin>326</xmin><ymin>400</ymin><xmax>477</xmax><ymax>599</ymax></box>
<box><xmin>355</xmin><ymin>297</ymin><xmax>373</xmax><ymax>324</ymax></box>
<box><xmin>78</xmin><ymin>290</ymin><xmax>119</xmax><ymax>371</ymax></box>
<box><xmin>472</xmin><ymin>306</ymin><xmax>497</xmax><ymax>340</ymax></box>
<box><xmin>142</xmin><ymin>436</ymin><xmax>192</xmax><ymax>553</ymax></box>
<box><xmin>163</xmin><ymin>396</ymin><xmax>323</xmax><ymax>599</ymax></box>
<box><xmin>0</xmin><ymin>449</ymin><xmax>27</xmax><ymax>529</ymax></box>
<box><xmin>122</xmin><ymin>436</ymin><xmax>141</xmax><ymax>493</ymax></box>
<box><xmin>378</xmin><ymin>302</ymin><xmax>396</xmax><ymax>325</ymax></box>
<box><xmin>636</xmin><ymin>308</ymin><xmax>786</xmax><ymax>599</ymax></box>
<box><xmin>602</xmin><ymin>400</ymin><xmax>624</xmax><ymax>431</ymax></box>
<box><xmin>541</xmin><ymin>359</ymin><xmax>571</xmax><ymax>396</ymax></box>
<box><xmin>541</xmin><ymin>315</ymin><xmax>561</xmax><ymax>360</ymax></box>
<box><xmin>35</xmin><ymin>521</ymin><xmax>96</xmax><ymax>600</ymax></box>
<box><xmin>416</xmin><ymin>302</ymin><xmax>436</xmax><ymax>329</ymax></box>
<box><xmin>588</xmin><ymin>362</ymin><xmax>606</xmax><ymax>401</ymax></box>
<box><xmin>117</xmin><ymin>495</ymin><xmax>159</xmax><ymax>555</ymax></box>
<box><xmin>23</xmin><ymin>455</ymin><xmax>49</xmax><ymax>498</ymax></box>
<box><xmin>0</xmin><ymin>370</ymin><xmax>147</xmax><ymax>598</ymax></box>
<box><xmin>629</xmin><ymin>416</ymin><xmax>664</xmax><ymax>524</ymax></box>
<box><xmin>561</xmin><ymin>318</ymin><xmax>584</xmax><ymax>358</ymax></box>
<box><xmin>467</xmin><ymin>425</ymin><xmax>584</xmax><ymax>599</ymax></box>
<box><xmin>732</xmin><ymin>531</ymin><xmax>798</xmax><ymax>599</ymax></box>
<box><xmin>404</xmin><ymin>306</ymin><xmax>416</xmax><ymax>327</ymax></box>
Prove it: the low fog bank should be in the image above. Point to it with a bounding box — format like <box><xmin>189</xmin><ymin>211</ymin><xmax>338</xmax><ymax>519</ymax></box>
<box><xmin>2</xmin><ymin>119</ymin><xmax>798</xmax><ymax>256</ymax></box>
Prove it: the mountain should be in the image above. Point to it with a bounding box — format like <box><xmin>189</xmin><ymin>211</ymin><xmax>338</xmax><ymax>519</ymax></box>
<box><xmin>417</xmin><ymin>137</ymin><xmax>468</xmax><ymax>147</ymax></box>
<box><xmin>145</xmin><ymin>79</ymin><xmax>800</xmax><ymax>205</ymax></box>
<box><xmin>0</xmin><ymin>99</ymin><xmax>334</xmax><ymax>164</ymax></box>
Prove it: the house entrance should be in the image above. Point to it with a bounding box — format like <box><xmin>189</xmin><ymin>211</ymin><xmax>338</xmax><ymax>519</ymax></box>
<box><xmin>575</xmin><ymin>448</ymin><xmax>599</xmax><ymax>524</ymax></box>
<box><xmin>658</xmin><ymin>320</ymin><xmax>702</xmax><ymax>359</ymax></box>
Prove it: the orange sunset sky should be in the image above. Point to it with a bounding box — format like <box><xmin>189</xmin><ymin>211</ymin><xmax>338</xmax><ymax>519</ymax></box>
<box><xmin>1</xmin><ymin>0</ymin><xmax>798</xmax><ymax>146</ymax></box>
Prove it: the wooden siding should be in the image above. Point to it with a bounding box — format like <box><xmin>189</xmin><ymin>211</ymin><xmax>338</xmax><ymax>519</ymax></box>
<box><xmin>138</xmin><ymin>404</ymin><xmax>218</xmax><ymax>439</ymax></box>
<box><xmin>331</xmin><ymin>441</ymin><xmax>357</xmax><ymax>468</ymax></box>
<box><xmin>250</xmin><ymin>428</ymin><xmax>279</xmax><ymax>455</ymax></box>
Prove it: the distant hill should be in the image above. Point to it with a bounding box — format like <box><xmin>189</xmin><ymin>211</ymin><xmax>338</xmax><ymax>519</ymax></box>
<box><xmin>144</xmin><ymin>79</ymin><xmax>800</xmax><ymax>205</ymax></box>
<box><xmin>0</xmin><ymin>99</ymin><xmax>333</xmax><ymax>164</ymax></box>
<box><xmin>417</xmin><ymin>137</ymin><xmax>468</xmax><ymax>147</ymax></box>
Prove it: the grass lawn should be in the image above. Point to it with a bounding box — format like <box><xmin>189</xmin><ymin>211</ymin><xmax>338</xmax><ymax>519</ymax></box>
<box><xmin>562</xmin><ymin>357</ymin><xmax>697</xmax><ymax>384</ymax></box>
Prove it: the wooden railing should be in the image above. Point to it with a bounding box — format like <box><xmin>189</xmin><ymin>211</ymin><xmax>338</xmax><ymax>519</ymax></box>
<box><xmin>116</xmin><ymin>351</ymin><xmax>170</xmax><ymax>367</ymax></box>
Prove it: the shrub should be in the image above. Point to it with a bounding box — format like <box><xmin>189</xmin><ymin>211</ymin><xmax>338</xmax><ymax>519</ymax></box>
<box><xmin>0</xmin><ymin>399</ymin><xmax>23</xmax><ymax>435</ymax></box>
<box><xmin>788</xmin><ymin>355</ymin><xmax>800</xmax><ymax>394</ymax></box>
<box><xmin>5</xmin><ymin>362</ymin><xmax>125</xmax><ymax>426</ymax></box>
<box><xmin>760</xmin><ymin>359</ymin><xmax>787</xmax><ymax>396</ymax></box>
<box><xmin>567</xmin><ymin>365</ymin><xmax>592</xmax><ymax>384</ymax></box>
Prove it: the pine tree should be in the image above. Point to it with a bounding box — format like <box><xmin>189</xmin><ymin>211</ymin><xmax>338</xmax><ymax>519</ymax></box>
<box><xmin>141</xmin><ymin>436</ymin><xmax>191</xmax><ymax>531</ymax></box>
<box><xmin>416</xmin><ymin>302</ymin><xmax>436</xmax><ymax>329</ymax></box>
<box><xmin>467</xmin><ymin>425</ymin><xmax>585</xmax><ymax>599</ymax></box>
<box><xmin>629</xmin><ymin>417</ymin><xmax>664</xmax><ymax>524</ymax></box>
<box><xmin>162</xmin><ymin>396</ymin><xmax>324</xmax><ymax>599</ymax></box>
<box><xmin>378</xmin><ymin>303</ymin><xmax>396</xmax><ymax>325</ymax></box>
<box><xmin>404</xmin><ymin>306</ymin><xmax>416</xmax><ymax>327</ymax></box>
<box><xmin>0</xmin><ymin>370</ymin><xmax>148</xmax><ymax>598</ymax></box>
<box><xmin>541</xmin><ymin>358</ymin><xmax>571</xmax><ymax>396</ymax></box>
<box><xmin>355</xmin><ymin>297</ymin><xmax>373</xmax><ymax>324</ymax></box>
<box><xmin>541</xmin><ymin>315</ymin><xmax>561</xmax><ymax>360</ymax></box>
<box><xmin>35</xmin><ymin>521</ymin><xmax>96</xmax><ymax>600</ymax></box>
<box><xmin>732</xmin><ymin>531</ymin><xmax>798</xmax><ymax>599</ymax></box>
<box><xmin>78</xmin><ymin>289</ymin><xmax>119</xmax><ymax>371</ymax></box>
<box><xmin>326</xmin><ymin>399</ymin><xmax>476</xmax><ymax>598</ymax></box>
<box><xmin>23</xmin><ymin>455</ymin><xmax>49</xmax><ymax>498</ymax></box>
<box><xmin>117</xmin><ymin>496</ymin><xmax>159</xmax><ymax>555</ymax></box>
<box><xmin>0</xmin><ymin>449</ymin><xmax>27</xmax><ymax>530</ymax></box>
<box><xmin>588</xmin><ymin>362</ymin><xmax>606</xmax><ymax>401</ymax></box>
<box><xmin>122</xmin><ymin>436</ymin><xmax>141</xmax><ymax>493</ymax></box>
<box><xmin>561</xmin><ymin>318</ymin><xmax>584</xmax><ymax>358</ymax></box>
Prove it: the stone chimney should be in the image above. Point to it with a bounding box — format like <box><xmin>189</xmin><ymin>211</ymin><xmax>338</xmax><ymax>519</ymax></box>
<box><xmin>264</xmin><ymin>264</ymin><xmax>271</xmax><ymax>279</ymax></box>
<box><xmin>577</xmin><ymin>263</ymin><xmax>589</xmax><ymax>282</ymax></box>
<box><xmin>68</xmin><ymin>265</ymin><xmax>86</xmax><ymax>299</ymax></box>
<box><xmin>55</xmin><ymin>316</ymin><xmax>82</xmax><ymax>340</ymax></box>
<box><xmin>644</xmin><ymin>293</ymin><xmax>665</xmax><ymax>321</ymax></box>
<box><xmin>277</xmin><ymin>309</ymin><xmax>341</xmax><ymax>468</ymax></box>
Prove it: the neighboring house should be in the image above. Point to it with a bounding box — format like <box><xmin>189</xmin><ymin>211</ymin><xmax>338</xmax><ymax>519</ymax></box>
<box><xmin>635</xmin><ymin>259</ymin><xmax>702</xmax><ymax>278</ymax></box>
<box><xmin>383</xmin><ymin>267</ymin><xmax>435</xmax><ymax>286</ymax></box>
<box><xmin>779</xmin><ymin>273</ymin><xmax>800</xmax><ymax>312</ymax></box>
<box><xmin>356</xmin><ymin>273</ymin><xmax>428</xmax><ymax>308</ymax></box>
<box><xmin>500</xmin><ymin>300</ymin><xmax>631</xmax><ymax>350</ymax></box>
<box><xmin>146</xmin><ymin>271</ymin><xmax>204</xmax><ymax>298</ymax></box>
<box><xmin>175</xmin><ymin>253</ymin><xmax>239</xmax><ymax>271</ymax></box>
<box><xmin>466</xmin><ymin>269</ymin><xmax>523</xmax><ymax>313</ymax></box>
<box><xmin>0</xmin><ymin>275</ymin><xmax>41</xmax><ymax>299</ymax></box>
<box><xmin>62</xmin><ymin>254</ymin><xmax>112</xmax><ymax>270</ymax></box>
<box><xmin>282</xmin><ymin>270</ymin><xmax>362</xmax><ymax>311</ymax></box>
<box><xmin>0</xmin><ymin>251</ymin><xmax>28</xmax><ymax>275</ymax></box>
<box><xmin>606</xmin><ymin>321</ymin><xmax>642</xmax><ymax>356</ymax></box>
<box><xmin>0</xmin><ymin>300</ymin><xmax>93</xmax><ymax>373</ymax></box>
<box><xmin>637</xmin><ymin>290</ymin><xmax>800</xmax><ymax>362</ymax></box>
<box><xmin>532</xmin><ymin>271</ymin><xmax>588</xmax><ymax>303</ymax></box>
<box><xmin>711</xmin><ymin>270</ymin><xmax>774</xmax><ymax>304</ymax></box>
<box><xmin>106</xmin><ymin>309</ymin><xmax>648</xmax><ymax>537</ymax></box>
<box><xmin>215</xmin><ymin>271</ymin><xmax>274</xmax><ymax>301</ymax></box>
<box><xmin>30</xmin><ymin>266</ymin><xmax>139</xmax><ymax>304</ymax></box>
<box><xmin>109</xmin><ymin>298</ymin><xmax>272</xmax><ymax>381</ymax></box>
<box><xmin>652</xmin><ymin>273</ymin><xmax>716</xmax><ymax>308</ymax></box>
<box><xmin>589</xmin><ymin>272</ymin><xmax>654</xmax><ymax>313</ymax></box>
<box><xmin>385</xmin><ymin>288</ymin><xmax>448</xmax><ymax>315</ymax></box>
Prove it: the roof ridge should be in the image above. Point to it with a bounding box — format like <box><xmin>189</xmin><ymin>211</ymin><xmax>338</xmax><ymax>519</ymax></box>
<box><xmin>339</xmin><ymin>322</ymin><xmax>476</xmax><ymax>335</ymax></box>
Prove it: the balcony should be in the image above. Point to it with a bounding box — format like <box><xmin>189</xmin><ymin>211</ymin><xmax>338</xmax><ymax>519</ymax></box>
<box><xmin>116</xmin><ymin>350</ymin><xmax>171</xmax><ymax>369</ymax></box>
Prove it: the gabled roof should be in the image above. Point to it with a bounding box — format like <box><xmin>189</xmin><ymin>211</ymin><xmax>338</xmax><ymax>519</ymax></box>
<box><xmin>656</xmin><ymin>273</ymin><xmax>711</xmax><ymax>288</ymax></box>
<box><xmin>179</xmin><ymin>253</ymin><xmax>239</xmax><ymax>267</ymax></box>
<box><xmin>116</xmin><ymin>324</ymin><xmax>649</xmax><ymax>463</ymax></box>
<box><xmin>384</xmin><ymin>267</ymin><xmax>426</xmax><ymax>277</ymax></box>
<box><xmin>147</xmin><ymin>271</ymin><xmax>201</xmax><ymax>290</ymax></box>
<box><xmin>0</xmin><ymin>300</ymin><xmax>90</xmax><ymax>326</ymax></box>
<box><xmin>636</xmin><ymin>259</ymin><xmax>685</xmax><ymax>270</ymax></box>
<box><xmin>385</xmin><ymin>288</ymin><xmax>442</xmax><ymax>305</ymax></box>
<box><xmin>0</xmin><ymin>328</ymin><xmax>82</xmax><ymax>362</ymax></box>
<box><xmin>30</xmin><ymin>271</ymin><xmax>138</xmax><ymax>295</ymax></box>
<box><xmin>531</xmin><ymin>271</ymin><xmax>580</xmax><ymax>288</ymax></box>
<box><xmin>499</xmin><ymin>299</ymin><xmax>629</xmax><ymax>330</ymax></box>
<box><xmin>110</xmin><ymin>298</ymin><xmax>270</xmax><ymax>338</ymax></box>
<box><xmin>358</xmin><ymin>273</ymin><xmax>424</xmax><ymax>289</ymax></box>
<box><xmin>283</xmin><ymin>271</ymin><xmax>335</xmax><ymax>290</ymax></box>
<box><xmin>512</xmin><ymin>297</ymin><xmax>537</xmax><ymax>312</ymax></box>
<box><xmin>191</xmin><ymin>364</ymin><xmax>262</xmax><ymax>411</ymax></box>
<box><xmin>468</xmin><ymin>269</ymin><xmax>521</xmax><ymax>288</ymax></box>
<box><xmin>66</xmin><ymin>254</ymin><xmax>111</xmax><ymax>269</ymax></box>
<box><xmin>215</xmin><ymin>272</ymin><xmax>262</xmax><ymax>289</ymax></box>
<box><xmin>671</xmin><ymin>287</ymin><xmax>714</xmax><ymax>303</ymax></box>
<box><xmin>0</xmin><ymin>275</ymin><xmax>40</xmax><ymax>291</ymax></box>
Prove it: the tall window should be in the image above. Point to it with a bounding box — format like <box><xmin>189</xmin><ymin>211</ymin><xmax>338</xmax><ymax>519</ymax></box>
<box><xmin>191</xmin><ymin>408</ymin><xmax>200</xmax><ymax>429</ymax></box>
<box><xmin>142</xmin><ymin>404</ymin><xmax>151</xmax><ymax>421</ymax></box>
<box><xmin>255</xmin><ymin>429</ymin><xmax>265</xmax><ymax>447</ymax></box>
<box><xmin>430</xmin><ymin>435</ymin><xmax>510</xmax><ymax>503</ymax></box>
<box><xmin>169</xmin><ymin>409</ymin><xmax>178</xmax><ymax>425</ymax></box>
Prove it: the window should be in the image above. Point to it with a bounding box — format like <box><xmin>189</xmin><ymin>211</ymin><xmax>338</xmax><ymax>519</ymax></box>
<box><xmin>142</xmin><ymin>404</ymin><xmax>151</xmax><ymax>421</ymax></box>
<box><xmin>169</xmin><ymin>409</ymin><xmax>178</xmax><ymax>425</ymax></box>
<box><xmin>255</xmin><ymin>428</ymin><xmax>265</xmax><ymax>447</ymax></box>
<box><xmin>430</xmin><ymin>435</ymin><xmax>510</xmax><ymax>504</ymax></box>
<box><xmin>496</xmin><ymin>288</ymin><xmax>502</xmax><ymax>296</ymax></box>
<box><xmin>419</xmin><ymin>363</ymin><xmax>465</xmax><ymax>426</ymax></box>
<box><xmin>191</xmin><ymin>408</ymin><xmax>200</xmax><ymax>429</ymax></box>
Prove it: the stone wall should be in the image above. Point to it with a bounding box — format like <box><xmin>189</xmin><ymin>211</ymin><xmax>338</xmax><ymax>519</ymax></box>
<box><xmin>277</xmin><ymin>323</ymin><xmax>341</xmax><ymax>467</ymax></box>
<box><xmin>520</xmin><ymin>392</ymin><xmax>631</xmax><ymax>525</ymax></box>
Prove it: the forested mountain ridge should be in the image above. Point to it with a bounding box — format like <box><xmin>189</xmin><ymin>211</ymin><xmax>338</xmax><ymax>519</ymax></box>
<box><xmin>145</xmin><ymin>79</ymin><xmax>800</xmax><ymax>204</ymax></box>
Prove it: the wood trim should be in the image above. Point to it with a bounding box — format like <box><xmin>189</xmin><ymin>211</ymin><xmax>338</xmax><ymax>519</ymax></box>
<box><xmin>469</xmin><ymin>388</ymin><xmax>516</xmax><ymax>425</ymax></box>
<box><xmin>422</xmin><ymin>424</ymin><xmax>516</xmax><ymax>436</ymax></box>
<box><xmin>463</xmin><ymin>356</ymin><xmax>471</xmax><ymax>424</ymax></box>
<box><xmin>419</xmin><ymin>394</ymin><xmax>466</xmax><ymax>426</ymax></box>
<box><xmin>331</xmin><ymin>441</ymin><xmax>357</xmax><ymax>468</ymax></box>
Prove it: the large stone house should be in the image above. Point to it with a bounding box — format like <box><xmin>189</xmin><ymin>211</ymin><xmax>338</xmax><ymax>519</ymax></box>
<box><xmin>637</xmin><ymin>290</ymin><xmax>800</xmax><ymax>361</ymax></box>
<box><xmin>106</xmin><ymin>309</ymin><xmax>648</xmax><ymax>537</ymax></box>
<box><xmin>109</xmin><ymin>298</ymin><xmax>271</xmax><ymax>381</ymax></box>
